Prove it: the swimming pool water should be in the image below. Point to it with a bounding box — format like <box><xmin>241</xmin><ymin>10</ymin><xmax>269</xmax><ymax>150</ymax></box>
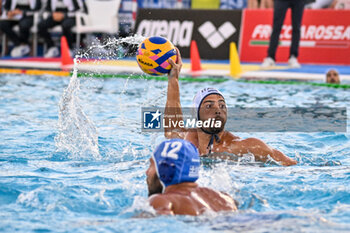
<box><xmin>0</xmin><ymin>74</ymin><xmax>349</xmax><ymax>232</ymax></box>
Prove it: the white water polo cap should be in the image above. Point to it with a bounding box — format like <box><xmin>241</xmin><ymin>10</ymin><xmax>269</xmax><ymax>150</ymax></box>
<box><xmin>193</xmin><ymin>87</ymin><xmax>224</xmax><ymax>120</ymax></box>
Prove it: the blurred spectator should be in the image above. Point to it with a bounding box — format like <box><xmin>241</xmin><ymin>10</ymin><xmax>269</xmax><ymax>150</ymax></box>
<box><xmin>220</xmin><ymin>0</ymin><xmax>247</xmax><ymax>9</ymax></box>
<box><xmin>0</xmin><ymin>0</ymin><xmax>41</xmax><ymax>57</ymax></box>
<box><xmin>260</xmin><ymin>0</ymin><xmax>273</xmax><ymax>8</ymax></box>
<box><xmin>38</xmin><ymin>0</ymin><xmax>87</xmax><ymax>58</ymax></box>
<box><xmin>306</xmin><ymin>0</ymin><xmax>350</xmax><ymax>8</ymax></box>
<box><xmin>118</xmin><ymin>0</ymin><xmax>136</xmax><ymax>37</ymax></box>
<box><xmin>305</xmin><ymin>0</ymin><xmax>332</xmax><ymax>8</ymax></box>
<box><xmin>326</xmin><ymin>69</ymin><xmax>340</xmax><ymax>84</ymax></box>
<box><xmin>247</xmin><ymin>0</ymin><xmax>258</xmax><ymax>8</ymax></box>
<box><xmin>248</xmin><ymin>0</ymin><xmax>273</xmax><ymax>9</ymax></box>
<box><xmin>331</xmin><ymin>0</ymin><xmax>350</xmax><ymax>8</ymax></box>
<box><xmin>140</xmin><ymin>0</ymin><xmax>190</xmax><ymax>8</ymax></box>
<box><xmin>261</xmin><ymin>0</ymin><xmax>308</xmax><ymax>68</ymax></box>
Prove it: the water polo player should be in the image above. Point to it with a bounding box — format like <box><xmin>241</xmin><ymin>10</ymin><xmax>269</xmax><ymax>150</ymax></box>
<box><xmin>165</xmin><ymin>48</ymin><xmax>297</xmax><ymax>166</ymax></box>
<box><xmin>146</xmin><ymin>139</ymin><xmax>237</xmax><ymax>215</ymax></box>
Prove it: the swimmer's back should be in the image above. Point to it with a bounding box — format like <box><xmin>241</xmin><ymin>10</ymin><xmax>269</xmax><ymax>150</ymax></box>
<box><xmin>150</xmin><ymin>185</ymin><xmax>237</xmax><ymax>216</ymax></box>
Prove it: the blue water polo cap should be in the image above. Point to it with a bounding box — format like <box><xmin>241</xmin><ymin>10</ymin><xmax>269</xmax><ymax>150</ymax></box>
<box><xmin>193</xmin><ymin>87</ymin><xmax>224</xmax><ymax>120</ymax></box>
<box><xmin>152</xmin><ymin>139</ymin><xmax>200</xmax><ymax>189</ymax></box>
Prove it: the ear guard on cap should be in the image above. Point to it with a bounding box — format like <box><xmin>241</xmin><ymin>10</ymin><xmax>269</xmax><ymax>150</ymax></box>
<box><xmin>157</xmin><ymin>160</ymin><xmax>176</xmax><ymax>183</ymax></box>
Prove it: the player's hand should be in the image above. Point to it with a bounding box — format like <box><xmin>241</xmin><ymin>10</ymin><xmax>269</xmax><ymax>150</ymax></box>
<box><xmin>53</xmin><ymin>12</ymin><xmax>64</xmax><ymax>22</ymax></box>
<box><xmin>168</xmin><ymin>47</ymin><xmax>182</xmax><ymax>81</ymax></box>
<box><xmin>7</xmin><ymin>9</ymin><xmax>22</xmax><ymax>19</ymax></box>
<box><xmin>7</xmin><ymin>11</ymin><xmax>15</xmax><ymax>19</ymax></box>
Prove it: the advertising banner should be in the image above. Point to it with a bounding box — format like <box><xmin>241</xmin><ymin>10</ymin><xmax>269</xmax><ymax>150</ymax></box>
<box><xmin>135</xmin><ymin>9</ymin><xmax>242</xmax><ymax>59</ymax></box>
<box><xmin>240</xmin><ymin>9</ymin><xmax>350</xmax><ymax>65</ymax></box>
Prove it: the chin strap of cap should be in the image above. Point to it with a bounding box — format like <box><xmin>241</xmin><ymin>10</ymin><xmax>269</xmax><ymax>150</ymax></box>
<box><xmin>201</xmin><ymin>128</ymin><xmax>220</xmax><ymax>154</ymax></box>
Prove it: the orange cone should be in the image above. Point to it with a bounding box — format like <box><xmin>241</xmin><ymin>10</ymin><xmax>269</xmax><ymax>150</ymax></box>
<box><xmin>60</xmin><ymin>36</ymin><xmax>73</xmax><ymax>67</ymax></box>
<box><xmin>190</xmin><ymin>40</ymin><xmax>202</xmax><ymax>72</ymax></box>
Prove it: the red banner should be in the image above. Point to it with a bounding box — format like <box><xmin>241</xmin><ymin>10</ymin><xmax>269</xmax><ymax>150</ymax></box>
<box><xmin>240</xmin><ymin>9</ymin><xmax>350</xmax><ymax>65</ymax></box>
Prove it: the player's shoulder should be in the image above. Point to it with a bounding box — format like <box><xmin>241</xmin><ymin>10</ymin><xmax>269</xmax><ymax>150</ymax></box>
<box><xmin>228</xmin><ymin>136</ymin><xmax>269</xmax><ymax>148</ymax></box>
<box><xmin>149</xmin><ymin>194</ymin><xmax>169</xmax><ymax>205</ymax></box>
<box><xmin>222</xmin><ymin>131</ymin><xmax>241</xmax><ymax>141</ymax></box>
<box><xmin>184</xmin><ymin>129</ymin><xmax>199</xmax><ymax>147</ymax></box>
<box><xmin>241</xmin><ymin>137</ymin><xmax>265</xmax><ymax>144</ymax></box>
<box><xmin>197</xmin><ymin>187</ymin><xmax>238</xmax><ymax>210</ymax></box>
<box><xmin>149</xmin><ymin>194</ymin><xmax>175</xmax><ymax>215</ymax></box>
<box><xmin>196</xmin><ymin>186</ymin><xmax>223</xmax><ymax>197</ymax></box>
<box><xmin>239</xmin><ymin>137</ymin><xmax>274</xmax><ymax>152</ymax></box>
<box><xmin>149</xmin><ymin>194</ymin><xmax>173</xmax><ymax>209</ymax></box>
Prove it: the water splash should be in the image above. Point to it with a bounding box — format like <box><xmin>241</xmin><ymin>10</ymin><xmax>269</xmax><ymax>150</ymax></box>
<box><xmin>76</xmin><ymin>35</ymin><xmax>145</xmax><ymax>63</ymax></box>
<box><xmin>55</xmin><ymin>35</ymin><xmax>146</xmax><ymax>160</ymax></box>
<box><xmin>55</xmin><ymin>59</ymin><xmax>100</xmax><ymax>160</ymax></box>
<box><xmin>120</xmin><ymin>196</ymin><xmax>156</xmax><ymax>218</ymax></box>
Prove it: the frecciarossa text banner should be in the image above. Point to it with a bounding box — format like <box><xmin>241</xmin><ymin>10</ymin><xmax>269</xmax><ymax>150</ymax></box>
<box><xmin>135</xmin><ymin>9</ymin><xmax>242</xmax><ymax>59</ymax></box>
<box><xmin>240</xmin><ymin>9</ymin><xmax>350</xmax><ymax>65</ymax></box>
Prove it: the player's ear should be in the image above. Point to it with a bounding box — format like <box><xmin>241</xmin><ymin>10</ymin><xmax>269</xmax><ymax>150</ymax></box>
<box><xmin>157</xmin><ymin>160</ymin><xmax>176</xmax><ymax>183</ymax></box>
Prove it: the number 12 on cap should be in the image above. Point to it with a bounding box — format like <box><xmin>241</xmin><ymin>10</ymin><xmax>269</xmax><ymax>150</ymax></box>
<box><xmin>161</xmin><ymin>141</ymin><xmax>182</xmax><ymax>160</ymax></box>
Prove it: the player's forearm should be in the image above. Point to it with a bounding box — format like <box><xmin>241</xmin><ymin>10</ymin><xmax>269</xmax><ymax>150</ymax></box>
<box><xmin>164</xmin><ymin>48</ymin><xmax>185</xmax><ymax>138</ymax></box>
<box><xmin>271</xmin><ymin>149</ymin><xmax>297</xmax><ymax>166</ymax></box>
<box><xmin>166</xmin><ymin>78</ymin><xmax>181</xmax><ymax>108</ymax></box>
<box><xmin>246</xmin><ymin>138</ymin><xmax>297</xmax><ymax>166</ymax></box>
<box><xmin>164</xmin><ymin>78</ymin><xmax>184</xmax><ymax>137</ymax></box>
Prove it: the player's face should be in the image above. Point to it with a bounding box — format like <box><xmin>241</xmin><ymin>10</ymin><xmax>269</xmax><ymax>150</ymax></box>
<box><xmin>198</xmin><ymin>94</ymin><xmax>227</xmax><ymax>134</ymax></box>
<box><xmin>146</xmin><ymin>158</ymin><xmax>163</xmax><ymax>196</ymax></box>
<box><xmin>326</xmin><ymin>70</ymin><xmax>340</xmax><ymax>84</ymax></box>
